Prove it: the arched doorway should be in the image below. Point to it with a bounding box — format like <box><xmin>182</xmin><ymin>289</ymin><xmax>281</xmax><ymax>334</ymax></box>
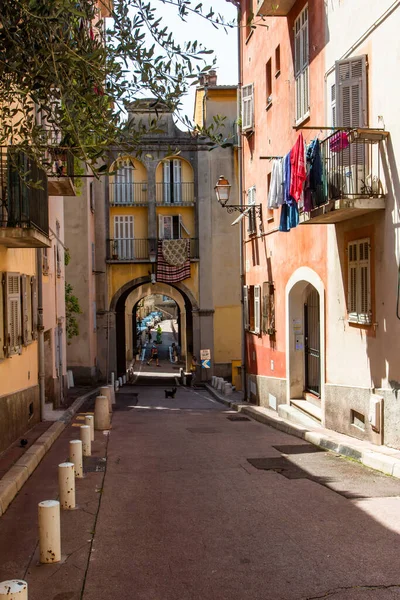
<box><xmin>286</xmin><ymin>267</ymin><xmax>325</xmax><ymax>424</ymax></box>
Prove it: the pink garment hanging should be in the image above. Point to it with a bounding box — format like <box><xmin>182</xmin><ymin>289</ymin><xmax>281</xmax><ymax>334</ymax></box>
<box><xmin>329</xmin><ymin>131</ymin><xmax>349</xmax><ymax>153</ymax></box>
<box><xmin>289</xmin><ymin>133</ymin><xmax>306</xmax><ymax>203</ymax></box>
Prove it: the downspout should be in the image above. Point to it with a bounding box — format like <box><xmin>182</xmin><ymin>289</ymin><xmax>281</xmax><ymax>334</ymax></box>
<box><xmin>237</xmin><ymin>6</ymin><xmax>247</xmax><ymax>401</ymax></box>
<box><xmin>36</xmin><ymin>248</ymin><xmax>45</xmax><ymax>420</ymax></box>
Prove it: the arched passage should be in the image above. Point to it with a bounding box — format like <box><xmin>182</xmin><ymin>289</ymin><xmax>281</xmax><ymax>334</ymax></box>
<box><xmin>110</xmin><ymin>276</ymin><xmax>199</xmax><ymax>376</ymax></box>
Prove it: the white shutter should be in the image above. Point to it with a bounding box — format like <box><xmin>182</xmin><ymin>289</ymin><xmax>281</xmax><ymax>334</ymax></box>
<box><xmin>247</xmin><ymin>187</ymin><xmax>257</xmax><ymax>234</ymax></box>
<box><xmin>163</xmin><ymin>161</ymin><xmax>171</xmax><ymax>203</ymax></box>
<box><xmin>114</xmin><ymin>215</ymin><xmax>134</xmax><ymax>259</ymax></box>
<box><xmin>5</xmin><ymin>273</ymin><xmax>21</xmax><ymax>355</ymax></box>
<box><xmin>243</xmin><ymin>286</ymin><xmax>249</xmax><ymax>330</ymax></box>
<box><xmin>162</xmin><ymin>216</ymin><xmax>173</xmax><ymax>239</ymax></box>
<box><xmin>173</xmin><ymin>159</ymin><xmax>182</xmax><ymax>203</ymax></box>
<box><xmin>114</xmin><ymin>158</ymin><xmax>134</xmax><ymax>205</ymax></box>
<box><xmin>21</xmin><ymin>275</ymin><xmax>32</xmax><ymax>345</ymax></box>
<box><xmin>336</xmin><ymin>56</ymin><xmax>367</xmax><ymax>128</ymax></box>
<box><xmin>179</xmin><ymin>214</ymin><xmax>191</xmax><ymax>236</ymax></box>
<box><xmin>0</xmin><ymin>274</ymin><xmax>4</xmax><ymax>359</ymax></box>
<box><xmin>294</xmin><ymin>5</ymin><xmax>309</xmax><ymax>122</ymax></box>
<box><xmin>158</xmin><ymin>214</ymin><xmax>164</xmax><ymax>239</ymax></box>
<box><xmin>254</xmin><ymin>285</ymin><xmax>261</xmax><ymax>334</ymax></box>
<box><xmin>31</xmin><ymin>276</ymin><xmax>38</xmax><ymax>340</ymax></box>
<box><xmin>242</xmin><ymin>84</ymin><xmax>254</xmax><ymax>131</ymax></box>
<box><xmin>348</xmin><ymin>238</ymin><xmax>371</xmax><ymax>324</ymax></box>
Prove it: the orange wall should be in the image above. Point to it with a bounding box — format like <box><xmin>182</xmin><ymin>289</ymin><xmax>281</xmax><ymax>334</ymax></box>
<box><xmin>241</xmin><ymin>0</ymin><xmax>328</xmax><ymax>379</ymax></box>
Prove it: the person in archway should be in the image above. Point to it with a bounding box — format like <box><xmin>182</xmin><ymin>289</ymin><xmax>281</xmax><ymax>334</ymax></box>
<box><xmin>147</xmin><ymin>342</ymin><xmax>160</xmax><ymax>367</ymax></box>
<box><xmin>190</xmin><ymin>355</ymin><xmax>198</xmax><ymax>386</ymax></box>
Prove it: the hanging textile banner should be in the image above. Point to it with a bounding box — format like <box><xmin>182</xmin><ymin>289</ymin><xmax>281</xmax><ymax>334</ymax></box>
<box><xmin>156</xmin><ymin>240</ymin><xmax>191</xmax><ymax>283</ymax></box>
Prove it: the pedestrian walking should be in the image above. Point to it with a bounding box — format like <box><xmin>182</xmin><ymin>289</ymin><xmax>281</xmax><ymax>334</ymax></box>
<box><xmin>147</xmin><ymin>342</ymin><xmax>160</xmax><ymax>367</ymax></box>
<box><xmin>171</xmin><ymin>343</ymin><xmax>178</xmax><ymax>363</ymax></box>
<box><xmin>190</xmin><ymin>355</ymin><xmax>198</xmax><ymax>386</ymax></box>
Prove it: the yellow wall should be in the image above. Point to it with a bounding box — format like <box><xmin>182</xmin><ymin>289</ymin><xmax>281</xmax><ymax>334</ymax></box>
<box><xmin>156</xmin><ymin>206</ymin><xmax>195</xmax><ymax>238</ymax></box>
<box><xmin>155</xmin><ymin>157</ymin><xmax>194</xmax><ymax>183</ymax></box>
<box><xmin>0</xmin><ymin>247</ymin><xmax>38</xmax><ymax>395</ymax></box>
<box><xmin>194</xmin><ymin>89</ymin><xmax>206</xmax><ymax>127</ymax></box>
<box><xmin>109</xmin><ymin>206</ymin><xmax>148</xmax><ymax>238</ymax></box>
<box><xmin>213</xmin><ymin>305</ymin><xmax>242</xmax><ymax>364</ymax></box>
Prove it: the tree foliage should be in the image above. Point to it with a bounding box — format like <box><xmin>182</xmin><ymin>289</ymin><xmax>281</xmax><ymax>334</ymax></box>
<box><xmin>0</xmin><ymin>0</ymin><xmax>237</xmax><ymax>174</ymax></box>
<box><xmin>65</xmin><ymin>282</ymin><xmax>82</xmax><ymax>342</ymax></box>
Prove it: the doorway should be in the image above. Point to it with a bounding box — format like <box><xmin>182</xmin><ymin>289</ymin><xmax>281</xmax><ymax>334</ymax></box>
<box><xmin>304</xmin><ymin>286</ymin><xmax>321</xmax><ymax>397</ymax></box>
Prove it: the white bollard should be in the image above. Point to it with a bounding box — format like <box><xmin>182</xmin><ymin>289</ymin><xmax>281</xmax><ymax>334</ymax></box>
<box><xmin>94</xmin><ymin>395</ymin><xmax>111</xmax><ymax>431</ymax></box>
<box><xmin>99</xmin><ymin>386</ymin><xmax>112</xmax><ymax>412</ymax></box>
<box><xmin>111</xmin><ymin>372</ymin><xmax>115</xmax><ymax>386</ymax></box>
<box><xmin>114</xmin><ymin>381</ymin><xmax>119</xmax><ymax>392</ymax></box>
<box><xmin>69</xmin><ymin>440</ymin><xmax>83</xmax><ymax>478</ymax></box>
<box><xmin>216</xmin><ymin>378</ymin><xmax>223</xmax><ymax>391</ymax></box>
<box><xmin>0</xmin><ymin>580</ymin><xmax>28</xmax><ymax>599</ymax></box>
<box><xmin>108</xmin><ymin>384</ymin><xmax>116</xmax><ymax>405</ymax></box>
<box><xmin>224</xmin><ymin>383</ymin><xmax>233</xmax><ymax>396</ymax></box>
<box><xmin>85</xmin><ymin>415</ymin><xmax>94</xmax><ymax>442</ymax></box>
<box><xmin>58</xmin><ymin>463</ymin><xmax>76</xmax><ymax>510</ymax></box>
<box><xmin>118</xmin><ymin>377</ymin><xmax>123</xmax><ymax>387</ymax></box>
<box><xmin>123</xmin><ymin>375</ymin><xmax>127</xmax><ymax>385</ymax></box>
<box><xmin>38</xmin><ymin>500</ymin><xmax>61</xmax><ymax>564</ymax></box>
<box><xmin>80</xmin><ymin>425</ymin><xmax>91</xmax><ymax>457</ymax></box>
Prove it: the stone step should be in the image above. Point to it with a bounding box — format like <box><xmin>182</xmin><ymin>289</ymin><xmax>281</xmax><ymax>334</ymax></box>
<box><xmin>303</xmin><ymin>392</ymin><xmax>321</xmax><ymax>408</ymax></box>
<box><xmin>278</xmin><ymin>402</ymin><xmax>321</xmax><ymax>429</ymax></box>
<box><xmin>290</xmin><ymin>399</ymin><xmax>322</xmax><ymax>422</ymax></box>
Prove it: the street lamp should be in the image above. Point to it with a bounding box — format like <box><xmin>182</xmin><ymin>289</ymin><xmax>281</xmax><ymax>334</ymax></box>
<box><xmin>214</xmin><ymin>176</ymin><xmax>263</xmax><ymax>232</ymax></box>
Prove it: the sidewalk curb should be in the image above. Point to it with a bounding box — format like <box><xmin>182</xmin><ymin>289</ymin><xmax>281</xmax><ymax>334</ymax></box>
<box><xmin>206</xmin><ymin>384</ymin><xmax>400</xmax><ymax>480</ymax></box>
<box><xmin>0</xmin><ymin>388</ymin><xmax>99</xmax><ymax>517</ymax></box>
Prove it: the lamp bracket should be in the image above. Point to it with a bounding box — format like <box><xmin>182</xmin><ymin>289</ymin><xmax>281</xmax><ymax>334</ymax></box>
<box><xmin>224</xmin><ymin>204</ymin><xmax>263</xmax><ymax>233</ymax></box>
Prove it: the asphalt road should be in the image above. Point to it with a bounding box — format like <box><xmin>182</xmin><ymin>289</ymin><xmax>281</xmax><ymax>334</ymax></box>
<box><xmin>1</xmin><ymin>383</ymin><xmax>400</xmax><ymax>600</ymax></box>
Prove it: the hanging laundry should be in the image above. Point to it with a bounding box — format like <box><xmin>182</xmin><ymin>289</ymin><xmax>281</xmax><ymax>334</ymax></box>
<box><xmin>290</xmin><ymin>133</ymin><xmax>306</xmax><ymax>203</ymax></box>
<box><xmin>267</xmin><ymin>159</ymin><xmax>284</xmax><ymax>209</ymax></box>
<box><xmin>279</xmin><ymin>202</ymin><xmax>299</xmax><ymax>232</ymax></box>
<box><xmin>283</xmin><ymin>152</ymin><xmax>292</xmax><ymax>205</ymax></box>
<box><xmin>304</xmin><ymin>138</ymin><xmax>324</xmax><ymax>211</ymax></box>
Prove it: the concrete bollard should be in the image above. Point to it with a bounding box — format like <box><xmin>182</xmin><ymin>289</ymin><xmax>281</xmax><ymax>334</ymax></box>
<box><xmin>85</xmin><ymin>415</ymin><xmax>94</xmax><ymax>442</ymax></box>
<box><xmin>122</xmin><ymin>375</ymin><xmax>127</xmax><ymax>385</ymax></box>
<box><xmin>58</xmin><ymin>463</ymin><xmax>75</xmax><ymax>510</ymax></box>
<box><xmin>80</xmin><ymin>425</ymin><xmax>91</xmax><ymax>457</ymax></box>
<box><xmin>108</xmin><ymin>384</ymin><xmax>116</xmax><ymax>405</ymax></box>
<box><xmin>224</xmin><ymin>383</ymin><xmax>233</xmax><ymax>396</ymax></box>
<box><xmin>118</xmin><ymin>377</ymin><xmax>123</xmax><ymax>387</ymax></box>
<box><xmin>212</xmin><ymin>376</ymin><xmax>216</xmax><ymax>387</ymax></box>
<box><xmin>94</xmin><ymin>395</ymin><xmax>110</xmax><ymax>431</ymax></box>
<box><xmin>114</xmin><ymin>381</ymin><xmax>119</xmax><ymax>392</ymax></box>
<box><xmin>216</xmin><ymin>378</ymin><xmax>223</xmax><ymax>391</ymax></box>
<box><xmin>99</xmin><ymin>386</ymin><xmax>112</xmax><ymax>412</ymax></box>
<box><xmin>38</xmin><ymin>500</ymin><xmax>61</xmax><ymax>563</ymax></box>
<box><xmin>69</xmin><ymin>440</ymin><xmax>83</xmax><ymax>478</ymax></box>
<box><xmin>0</xmin><ymin>580</ymin><xmax>28</xmax><ymax>599</ymax></box>
<box><xmin>111</xmin><ymin>372</ymin><xmax>115</xmax><ymax>386</ymax></box>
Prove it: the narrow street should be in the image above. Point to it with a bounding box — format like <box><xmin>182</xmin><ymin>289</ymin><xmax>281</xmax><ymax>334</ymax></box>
<box><xmin>1</xmin><ymin>384</ymin><xmax>400</xmax><ymax>599</ymax></box>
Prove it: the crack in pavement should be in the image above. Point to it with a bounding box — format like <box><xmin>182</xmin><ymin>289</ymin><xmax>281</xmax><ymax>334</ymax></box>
<box><xmin>304</xmin><ymin>583</ymin><xmax>400</xmax><ymax>599</ymax></box>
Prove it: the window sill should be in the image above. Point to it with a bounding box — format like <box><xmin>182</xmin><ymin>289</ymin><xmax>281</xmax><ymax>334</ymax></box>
<box><xmin>294</xmin><ymin>111</ymin><xmax>310</xmax><ymax>129</ymax></box>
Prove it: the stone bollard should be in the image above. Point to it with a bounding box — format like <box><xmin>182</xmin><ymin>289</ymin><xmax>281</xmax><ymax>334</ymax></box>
<box><xmin>108</xmin><ymin>384</ymin><xmax>116</xmax><ymax>405</ymax></box>
<box><xmin>114</xmin><ymin>381</ymin><xmax>119</xmax><ymax>392</ymax></box>
<box><xmin>224</xmin><ymin>383</ymin><xmax>233</xmax><ymax>396</ymax></box>
<box><xmin>80</xmin><ymin>425</ymin><xmax>91</xmax><ymax>457</ymax></box>
<box><xmin>38</xmin><ymin>500</ymin><xmax>61</xmax><ymax>563</ymax></box>
<box><xmin>217</xmin><ymin>378</ymin><xmax>224</xmax><ymax>391</ymax></box>
<box><xmin>69</xmin><ymin>440</ymin><xmax>83</xmax><ymax>478</ymax></box>
<box><xmin>118</xmin><ymin>377</ymin><xmax>123</xmax><ymax>387</ymax></box>
<box><xmin>58</xmin><ymin>463</ymin><xmax>75</xmax><ymax>510</ymax></box>
<box><xmin>122</xmin><ymin>375</ymin><xmax>127</xmax><ymax>385</ymax></box>
<box><xmin>94</xmin><ymin>395</ymin><xmax>111</xmax><ymax>430</ymax></box>
<box><xmin>0</xmin><ymin>580</ymin><xmax>28</xmax><ymax>599</ymax></box>
<box><xmin>99</xmin><ymin>386</ymin><xmax>112</xmax><ymax>412</ymax></box>
<box><xmin>111</xmin><ymin>372</ymin><xmax>115</xmax><ymax>387</ymax></box>
<box><xmin>85</xmin><ymin>415</ymin><xmax>94</xmax><ymax>442</ymax></box>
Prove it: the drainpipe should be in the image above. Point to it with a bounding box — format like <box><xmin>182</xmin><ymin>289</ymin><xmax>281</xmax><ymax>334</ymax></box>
<box><xmin>36</xmin><ymin>248</ymin><xmax>45</xmax><ymax>420</ymax></box>
<box><xmin>236</xmin><ymin>6</ymin><xmax>247</xmax><ymax>401</ymax></box>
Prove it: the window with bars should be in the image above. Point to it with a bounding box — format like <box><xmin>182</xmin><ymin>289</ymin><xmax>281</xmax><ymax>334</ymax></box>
<box><xmin>348</xmin><ymin>238</ymin><xmax>371</xmax><ymax>324</ymax></box>
<box><xmin>294</xmin><ymin>5</ymin><xmax>309</xmax><ymax>123</ymax></box>
<box><xmin>242</xmin><ymin>84</ymin><xmax>254</xmax><ymax>131</ymax></box>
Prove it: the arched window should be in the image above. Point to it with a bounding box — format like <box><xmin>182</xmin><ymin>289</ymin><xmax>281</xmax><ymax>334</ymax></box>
<box><xmin>111</xmin><ymin>158</ymin><xmax>134</xmax><ymax>205</ymax></box>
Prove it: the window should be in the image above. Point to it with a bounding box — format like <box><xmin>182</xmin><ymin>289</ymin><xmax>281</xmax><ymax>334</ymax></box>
<box><xmin>111</xmin><ymin>158</ymin><xmax>134</xmax><ymax>205</ymax></box>
<box><xmin>31</xmin><ymin>276</ymin><xmax>38</xmax><ymax>341</ymax></box>
<box><xmin>242</xmin><ymin>84</ymin><xmax>254</xmax><ymax>131</ymax></box>
<box><xmin>247</xmin><ymin>186</ymin><xmax>257</xmax><ymax>235</ymax></box>
<box><xmin>4</xmin><ymin>272</ymin><xmax>21</xmax><ymax>356</ymax></box>
<box><xmin>42</xmin><ymin>248</ymin><xmax>49</xmax><ymax>275</ymax></box>
<box><xmin>89</xmin><ymin>182</ymin><xmax>95</xmax><ymax>213</ymax></box>
<box><xmin>347</xmin><ymin>238</ymin><xmax>371</xmax><ymax>324</ymax></box>
<box><xmin>243</xmin><ymin>284</ymin><xmax>261</xmax><ymax>334</ymax></box>
<box><xmin>163</xmin><ymin>159</ymin><xmax>182</xmax><ymax>204</ymax></box>
<box><xmin>335</xmin><ymin>55</ymin><xmax>367</xmax><ymax>129</ymax></box>
<box><xmin>262</xmin><ymin>281</ymin><xmax>276</xmax><ymax>335</ymax></box>
<box><xmin>266</xmin><ymin>59</ymin><xmax>272</xmax><ymax>104</ymax></box>
<box><xmin>294</xmin><ymin>5</ymin><xmax>309</xmax><ymax>123</ymax></box>
<box><xmin>158</xmin><ymin>215</ymin><xmax>190</xmax><ymax>239</ymax></box>
<box><xmin>275</xmin><ymin>45</ymin><xmax>281</xmax><ymax>77</ymax></box>
<box><xmin>21</xmin><ymin>275</ymin><xmax>32</xmax><ymax>345</ymax></box>
<box><xmin>114</xmin><ymin>215</ymin><xmax>134</xmax><ymax>259</ymax></box>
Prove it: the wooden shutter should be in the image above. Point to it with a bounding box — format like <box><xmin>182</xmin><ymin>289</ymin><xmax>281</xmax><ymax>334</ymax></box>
<box><xmin>254</xmin><ymin>285</ymin><xmax>261</xmax><ymax>334</ymax></box>
<box><xmin>0</xmin><ymin>274</ymin><xmax>4</xmax><ymax>359</ymax></box>
<box><xmin>163</xmin><ymin>161</ymin><xmax>171</xmax><ymax>203</ymax></box>
<box><xmin>347</xmin><ymin>238</ymin><xmax>371</xmax><ymax>324</ymax></box>
<box><xmin>294</xmin><ymin>5</ymin><xmax>309</xmax><ymax>122</ymax></box>
<box><xmin>161</xmin><ymin>216</ymin><xmax>173</xmax><ymax>239</ymax></box>
<box><xmin>262</xmin><ymin>281</ymin><xmax>275</xmax><ymax>335</ymax></box>
<box><xmin>243</xmin><ymin>286</ymin><xmax>249</xmax><ymax>330</ymax></box>
<box><xmin>173</xmin><ymin>159</ymin><xmax>182</xmax><ymax>203</ymax></box>
<box><xmin>242</xmin><ymin>84</ymin><xmax>254</xmax><ymax>131</ymax></box>
<box><xmin>21</xmin><ymin>275</ymin><xmax>32</xmax><ymax>345</ymax></box>
<box><xmin>335</xmin><ymin>55</ymin><xmax>367</xmax><ymax>128</ymax></box>
<box><xmin>178</xmin><ymin>214</ymin><xmax>191</xmax><ymax>237</ymax></box>
<box><xmin>5</xmin><ymin>272</ymin><xmax>21</xmax><ymax>355</ymax></box>
<box><xmin>31</xmin><ymin>276</ymin><xmax>38</xmax><ymax>340</ymax></box>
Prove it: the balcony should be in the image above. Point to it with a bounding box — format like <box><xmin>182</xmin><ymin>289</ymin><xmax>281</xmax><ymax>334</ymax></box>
<box><xmin>107</xmin><ymin>238</ymin><xmax>199</xmax><ymax>262</ymax></box>
<box><xmin>256</xmin><ymin>0</ymin><xmax>296</xmax><ymax>17</ymax></box>
<box><xmin>0</xmin><ymin>148</ymin><xmax>50</xmax><ymax>248</ymax></box>
<box><xmin>300</xmin><ymin>129</ymin><xmax>388</xmax><ymax>225</ymax></box>
<box><xmin>156</xmin><ymin>182</ymin><xmax>195</xmax><ymax>206</ymax></box>
<box><xmin>46</xmin><ymin>145</ymin><xmax>76</xmax><ymax>197</ymax></box>
<box><xmin>109</xmin><ymin>182</ymin><xmax>148</xmax><ymax>206</ymax></box>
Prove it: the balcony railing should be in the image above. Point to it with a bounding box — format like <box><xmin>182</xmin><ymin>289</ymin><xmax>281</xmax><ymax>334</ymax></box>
<box><xmin>44</xmin><ymin>134</ymin><xmax>75</xmax><ymax>197</ymax></box>
<box><xmin>0</xmin><ymin>147</ymin><xmax>49</xmax><ymax>247</ymax></box>
<box><xmin>156</xmin><ymin>182</ymin><xmax>195</xmax><ymax>205</ymax></box>
<box><xmin>300</xmin><ymin>129</ymin><xmax>387</xmax><ymax>224</ymax></box>
<box><xmin>107</xmin><ymin>238</ymin><xmax>199</xmax><ymax>261</ymax></box>
<box><xmin>109</xmin><ymin>182</ymin><xmax>148</xmax><ymax>205</ymax></box>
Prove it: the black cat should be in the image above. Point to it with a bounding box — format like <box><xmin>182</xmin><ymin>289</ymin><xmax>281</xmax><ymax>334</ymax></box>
<box><xmin>165</xmin><ymin>387</ymin><xmax>177</xmax><ymax>399</ymax></box>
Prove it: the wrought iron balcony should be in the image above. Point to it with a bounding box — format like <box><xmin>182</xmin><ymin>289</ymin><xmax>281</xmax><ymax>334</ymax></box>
<box><xmin>300</xmin><ymin>128</ymin><xmax>388</xmax><ymax>225</ymax></box>
<box><xmin>109</xmin><ymin>182</ymin><xmax>148</xmax><ymax>205</ymax></box>
<box><xmin>156</xmin><ymin>182</ymin><xmax>195</xmax><ymax>205</ymax></box>
<box><xmin>44</xmin><ymin>137</ymin><xmax>76</xmax><ymax>197</ymax></box>
<box><xmin>0</xmin><ymin>147</ymin><xmax>50</xmax><ymax>248</ymax></box>
<box><xmin>107</xmin><ymin>238</ymin><xmax>199</xmax><ymax>262</ymax></box>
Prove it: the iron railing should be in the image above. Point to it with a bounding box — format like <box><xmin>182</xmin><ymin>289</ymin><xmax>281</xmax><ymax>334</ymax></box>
<box><xmin>43</xmin><ymin>132</ymin><xmax>74</xmax><ymax>183</ymax></box>
<box><xmin>107</xmin><ymin>238</ymin><xmax>199</xmax><ymax>261</ymax></box>
<box><xmin>0</xmin><ymin>147</ymin><xmax>49</xmax><ymax>235</ymax></box>
<box><xmin>156</xmin><ymin>182</ymin><xmax>195</xmax><ymax>205</ymax></box>
<box><xmin>109</xmin><ymin>182</ymin><xmax>148</xmax><ymax>205</ymax></box>
<box><xmin>301</xmin><ymin>130</ymin><xmax>385</xmax><ymax>214</ymax></box>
